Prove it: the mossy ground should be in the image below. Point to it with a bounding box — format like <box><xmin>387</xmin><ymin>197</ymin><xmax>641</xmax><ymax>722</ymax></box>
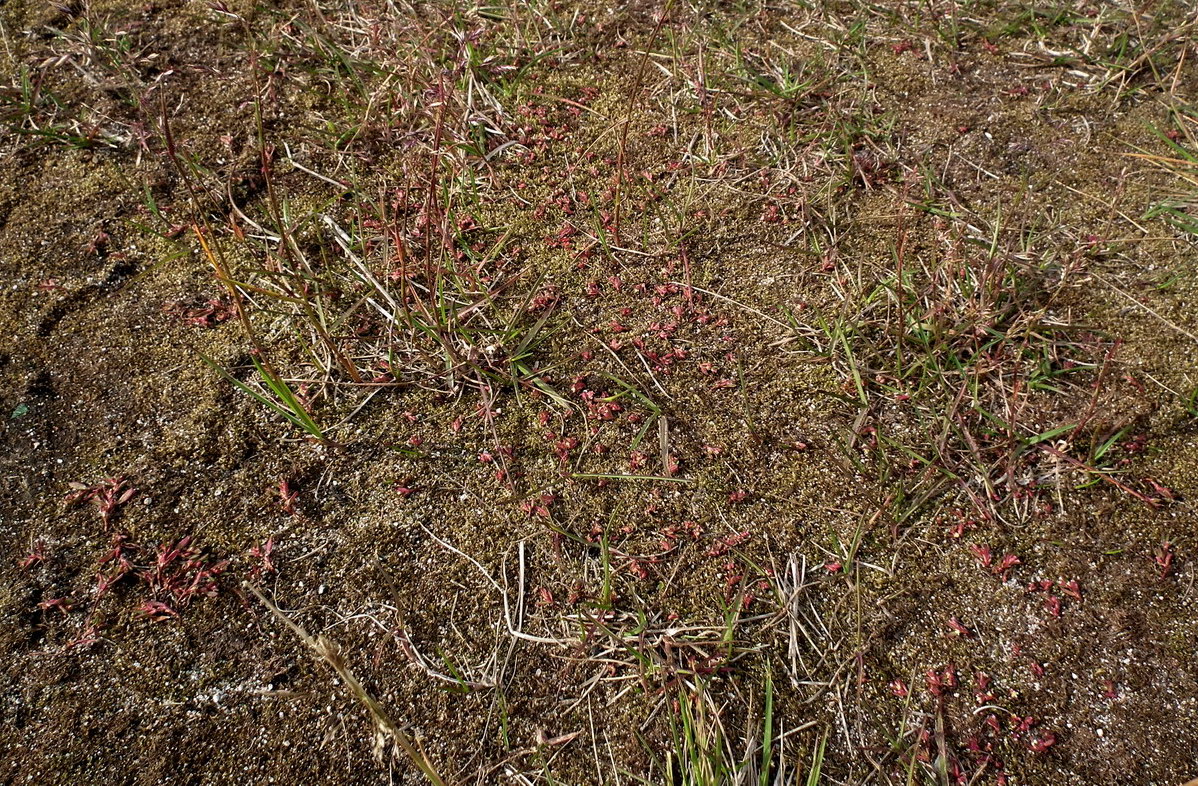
<box><xmin>2</xmin><ymin>1</ymin><xmax>1197</xmax><ymax>784</ymax></box>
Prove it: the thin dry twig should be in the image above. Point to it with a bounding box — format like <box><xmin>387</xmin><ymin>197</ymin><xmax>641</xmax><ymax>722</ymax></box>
<box><xmin>245</xmin><ymin>583</ymin><xmax>449</xmax><ymax>786</ymax></box>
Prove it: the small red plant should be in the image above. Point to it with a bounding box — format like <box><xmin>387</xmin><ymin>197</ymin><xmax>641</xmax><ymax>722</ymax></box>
<box><xmin>1028</xmin><ymin>731</ymin><xmax>1057</xmax><ymax>753</ymax></box>
<box><xmin>138</xmin><ymin>600</ymin><xmax>180</xmax><ymax>621</ymax></box>
<box><xmin>66</xmin><ymin>477</ymin><xmax>136</xmax><ymax>528</ymax></box>
<box><xmin>992</xmin><ymin>553</ymin><xmax>1021</xmax><ymax>581</ymax></box>
<box><xmin>38</xmin><ymin>597</ymin><xmax>74</xmax><ymax>615</ymax></box>
<box><xmin>706</xmin><ymin>531</ymin><xmax>750</xmax><ymax>557</ymax></box>
<box><xmin>139</xmin><ymin>536</ymin><xmax>228</xmax><ymax>617</ymax></box>
<box><xmin>969</xmin><ymin>543</ymin><xmax>993</xmax><ymax>569</ymax></box>
<box><xmin>1154</xmin><ymin>540</ymin><xmax>1174</xmax><ymax>578</ymax></box>
<box><xmin>19</xmin><ymin>541</ymin><xmax>46</xmax><ymax>569</ymax></box>
<box><xmin>924</xmin><ymin>664</ymin><xmax>957</xmax><ymax>697</ymax></box>
<box><xmin>247</xmin><ymin>537</ymin><xmax>276</xmax><ymax>579</ymax></box>
<box><xmin>164</xmin><ymin>297</ymin><xmax>233</xmax><ymax>328</ymax></box>
<box><xmin>276</xmin><ymin>480</ymin><xmax>299</xmax><ymax>515</ymax></box>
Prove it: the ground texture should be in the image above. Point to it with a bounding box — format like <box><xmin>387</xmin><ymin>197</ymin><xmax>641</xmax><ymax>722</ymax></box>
<box><xmin>2</xmin><ymin>0</ymin><xmax>1198</xmax><ymax>784</ymax></box>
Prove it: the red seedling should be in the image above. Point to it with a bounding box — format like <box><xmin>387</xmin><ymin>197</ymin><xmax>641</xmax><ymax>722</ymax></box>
<box><xmin>1154</xmin><ymin>540</ymin><xmax>1174</xmax><ymax>579</ymax></box>
<box><xmin>66</xmin><ymin>624</ymin><xmax>101</xmax><ymax>650</ymax></box>
<box><xmin>554</xmin><ymin>436</ymin><xmax>579</xmax><ymax>462</ymax></box>
<box><xmin>66</xmin><ymin>477</ymin><xmax>136</xmax><ymax>528</ymax></box>
<box><xmin>969</xmin><ymin>543</ymin><xmax>993</xmax><ymax>569</ymax></box>
<box><xmin>165</xmin><ymin>297</ymin><xmax>233</xmax><ymax>328</ymax></box>
<box><xmin>248</xmin><ymin>537</ymin><xmax>276</xmax><ymax>579</ymax></box>
<box><xmin>94</xmin><ymin>569</ymin><xmax>126</xmax><ymax>598</ymax></box>
<box><xmin>1028</xmin><ymin>732</ymin><xmax>1057</xmax><ymax>753</ymax></box>
<box><xmin>1143</xmin><ymin>477</ymin><xmax>1177</xmax><ymax>502</ymax></box>
<box><xmin>138</xmin><ymin>600</ymin><xmax>179</xmax><ymax>621</ymax></box>
<box><xmin>974</xmin><ymin>672</ymin><xmax>994</xmax><ymax>703</ymax></box>
<box><xmin>519</xmin><ymin>493</ymin><xmax>556</xmax><ymax>518</ymax></box>
<box><xmin>947</xmin><ymin>616</ymin><xmax>972</xmax><ymax>637</ymax></box>
<box><xmin>141</xmin><ymin>536</ymin><xmax>228</xmax><ymax>612</ymax></box>
<box><xmin>276</xmin><ymin>480</ymin><xmax>299</xmax><ymax>515</ymax></box>
<box><xmin>947</xmin><ymin>515</ymin><xmax>977</xmax><ymax>538</ymax></box>
<box><xmin>38</xmin><ymin>597</ymin><xmax>74</xmax><ymax>615</ymax></box>
<box><xmin>992</xmin><ymin>553</ymin><xmax>1021</xmax><ymax>581</ymax></box>
<box><xmin>627</xmin><ymin>560</ymin><xmax>650</xmax><ymax>580</ymax></box>
<box><xmin>706</xmin><ymin>531</ymin><xmax>750</xmax><ymax>557</ymax></box>
<box><xmin>941</xmin><ymin>663</ymin><xmax>958</xmax><ymax>688</ymax></box>
<box><xmin>925</xmin><ymin>664</ymin><xmax>957</xmax><ymax>697</ymax></box>
<box><xmin>84</xmin><ymin>230</ymin><xmax>110</xmax><ymax>255</ymax></box>
<box><xmin>99</xmin><ymin>532</ymin><xmax>133</xmax><ymax>570</ymax></box>
<box><xmin>19</xmin><ymin>541</ymin><xmax>46</xmax><ymax>569</ymax></box>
